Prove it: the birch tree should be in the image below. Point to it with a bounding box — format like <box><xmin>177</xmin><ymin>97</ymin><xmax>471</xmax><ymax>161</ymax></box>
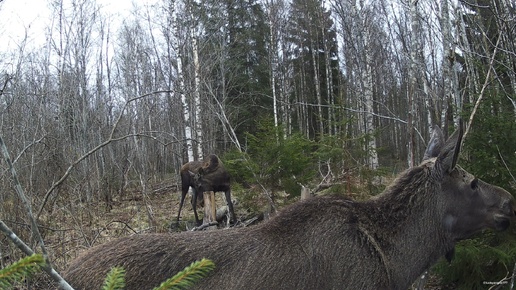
<box><xmin>331</xmin><ymin>0</ymin><xmax>379</xmax><ymax>169</ymax></box>
<box><xmin>407</xmin><ymin>0</ymin><xmax>423</xmax><ymax>167</ymax></box>
<box><xmin>264</xmin><ymin>0</ymin><xmax>281</xmax><ymax>132</ymax></box>
<box><xmin>172</xmin><ymin>1</ymin><xmax>195</xmax><ymax>161</ymax></box>
<box><xmin>186</xmin><ymin>0</ymin><xmax>204</xmax><ymax>158</ymax></box>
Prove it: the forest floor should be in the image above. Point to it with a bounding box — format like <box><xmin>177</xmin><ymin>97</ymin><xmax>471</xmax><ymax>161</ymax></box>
<box><xmin>26</xmin><ymin>181</ymin><xmax>257</xmax><ymax>289</ymax></box>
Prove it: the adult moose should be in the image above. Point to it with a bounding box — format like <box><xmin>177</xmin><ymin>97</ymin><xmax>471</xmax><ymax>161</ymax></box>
<box><xmin>177</xmin><ymin>154</ymin><xmax>236</xmax><ymax>226</ymax></box>
<box><xmin>64</xmin><ymin>125</ymin><xmax>514</xmax><ymax>290</ymax></box>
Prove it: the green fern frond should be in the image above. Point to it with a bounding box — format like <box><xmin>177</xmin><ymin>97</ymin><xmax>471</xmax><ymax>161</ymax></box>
<box><xmin>154</xmin><ymin>258</ymin><xmax>215</xmax><ymax>290</ymax></box>
<box><xmin>102</xmin><ymin>267</ymin><xmax>126</xmax><ymax>290</ymax></box>
<box><xmin>0</xmin><ymin>254</ymin><xmax>45</xmax><ymax>288</ymax></box>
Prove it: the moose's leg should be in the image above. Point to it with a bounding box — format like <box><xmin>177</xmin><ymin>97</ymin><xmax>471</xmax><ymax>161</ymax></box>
<box><xmin>225</xmin><ymin>190</ymin><xmax>236</xmax><ymax>224</ymax></box>
<box><xmin>176</xmin><ymin>188</ymin><xmax>188</xmax><ymax>223</ymax></box>
<box><xmin>191</xmin><ymin>191</ymin><xmax>202</xmax><ymax>226</ymax></box>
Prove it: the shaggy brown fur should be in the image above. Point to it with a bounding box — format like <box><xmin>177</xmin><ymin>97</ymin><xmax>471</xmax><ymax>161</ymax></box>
<box><xmin>177</xmin><ymin>154</ymin><xmax>235</xmax><ymax>225</ymax></box>
<box><xmin>63</xmin><ymin>126</ymin><xmax>514</xmax><ymax>290</ymax></box>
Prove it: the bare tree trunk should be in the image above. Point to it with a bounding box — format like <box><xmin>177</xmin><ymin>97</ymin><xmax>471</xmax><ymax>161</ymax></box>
<box><xmin>364</xmin><ymin>83</ymin><xmax>378</xmax><ymax>169</ymax></box>
<box><xmin>323</xmin><ymin>30</ymin><xmax>336</xmax><ymax>136</ymax></box>
<box><xmin>281</xmin><ymin>30</ymin><xmax>293</xmax><ymax>137</ymax></box>
<box><xmin>310</xmin><ymin>37</ymin><xmax>324</xmax><ymax>137</ymax></box>
<box><xmin>363</xmin><ymin>24</ymin><xmax>379</xmax><ymax>170</ymax></box>
<box><xmin>188</xmin><ymin>0</ymin><xmax>203</xmax><ymax>158</ymax></box>
<box><xmin>441</xmin><ymin>0</ymin><xmax>460</xmax><ymax>126</ymax></box>
<box><xmin>202</xmin><ymin>191</ymin><xmax>217</xmax><ymax>227</ymax></box>
<box><xmin>174</xmin><ymin>4</ymin><xmax>194</xmax><ymax>162</ymax></box>
<box><xmin>407</xmin><ymin>0</ymin><xmax>420</xmax><ymax>168</ymax></box>
<box><xmin>266</xmin><ymin>0</ymin><xmax>280</xmax><ymax>131</ymax></box>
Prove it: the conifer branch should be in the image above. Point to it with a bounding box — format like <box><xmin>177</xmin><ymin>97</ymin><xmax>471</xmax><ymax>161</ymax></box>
<box><xmin>153</xmin><ymin>259</ymin><xmax>215</xmax><ymax>290</ymax></box>
<box><xmin>102</xmin><ymin>267</ymin><xmax>126</xmax><ymax>290</ymax></box>
<box><xmin>0</xmin><ymin>254</ymin><xmax>45</xmax><ymax>288</ymax></box>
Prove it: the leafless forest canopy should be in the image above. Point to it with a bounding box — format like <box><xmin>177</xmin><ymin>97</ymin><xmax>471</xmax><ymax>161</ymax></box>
<box><xmin>0</xmin><ymin>0</ymin><xmax>515</xmax><ymax>288</ymax></box>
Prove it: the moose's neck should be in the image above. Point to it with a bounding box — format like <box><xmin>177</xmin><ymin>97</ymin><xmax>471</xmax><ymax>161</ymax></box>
<box><xmin>367</xmin><ymin>170</ymin><xmax>454</xmax><ymax>289</ymax></box>
<box><xmin>386</xmin><ymin>208</ymin><xmax>453</xmax><ymax>289</ymax></box>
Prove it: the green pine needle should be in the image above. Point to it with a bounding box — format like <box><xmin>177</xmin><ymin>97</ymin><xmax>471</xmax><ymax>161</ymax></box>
<box><xmin>0</xmin><ymin>254</ymin><xmax>46</xmax><ymax>288</ymax></box>
<box><xmin>154</xmin><ymin>258</ymin><xmax>215</xmax><ymax>290</ymax></box>
<box><xmin>102</xmin><ymin>267</ymin><xmax>126</xmax><ymax>290</ymax></box>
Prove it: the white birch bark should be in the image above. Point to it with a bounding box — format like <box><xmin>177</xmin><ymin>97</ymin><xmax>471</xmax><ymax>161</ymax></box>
<box><xmin>189</xmin><ymin>2</ymin><xmax>203</xmax><ymax>158</ymax></box>
<box><xmin>174</xmin><ymin>4</ymin><xmax>194</xmax><ymax>161</ymax></box>
<box><xmin>265</xmin><ymin>0</ymin><xmax>279</xmax><ymax>132</ymax></box>
<box><xmin>323</xmin><ymin>34</ymin><xmax>335</xmax><ymax>136</ymax></box>
<box><xmin>282</xmin><ymin>34</ymin><xmax>293</xmax><ymax>137</ymax></box>
<box><xmin>363</xmin><ymin>22</ymin><xmax>379</xmax><ymax>170</ymax></box>
<box><xmin>407</xmin><ymin>0</ymin><xmax>420</xmax><ymax>168</ymax></box>
<box><xmin>181</xmin><ymin>75</ymin><xmax>194</xmax><ymax>161</ymax></box>
<box><xmin>310</xmin><ymin>38</ymin><xmax>324</xmax><ymax>136</ymax></box>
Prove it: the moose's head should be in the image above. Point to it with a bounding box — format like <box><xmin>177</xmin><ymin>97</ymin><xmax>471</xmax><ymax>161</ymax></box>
<box><xmin>189</xmin><ymin>168</ymin><xmax>205</xmax><ymax>192</ymax></box>
<box><xmin>423</xmin><ymin>124</ymin><xmax>515</xmax><ymax>241</ymax></box>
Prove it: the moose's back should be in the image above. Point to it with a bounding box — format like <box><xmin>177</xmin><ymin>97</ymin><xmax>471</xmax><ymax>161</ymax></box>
<box><xmin>63</xmin><ymin>195</ymin><xmax>389</xmax><ymax>290</ymax></box>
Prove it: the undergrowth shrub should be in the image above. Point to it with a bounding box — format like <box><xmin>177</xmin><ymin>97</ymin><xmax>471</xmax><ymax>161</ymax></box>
<box><xmin>432</xmin><ymin>230</ymin><xmax>516</xmax><ymax>289</ymax></box>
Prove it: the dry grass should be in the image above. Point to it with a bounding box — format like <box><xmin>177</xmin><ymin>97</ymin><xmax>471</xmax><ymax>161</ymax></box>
<box><xmin>3</xmin><ymin>182</ymin><xmax>245</xmax><ymax>289</ymax></box>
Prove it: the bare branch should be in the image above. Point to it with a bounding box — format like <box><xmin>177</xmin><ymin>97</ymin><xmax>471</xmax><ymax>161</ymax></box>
<box><xmin>496</xmin><ymin>145</ymin><xmax>516</xmax><ymax>185</ymax></box>
<box><xmin>36</xmin><ymin>90</ymin><xmax>173</xmax><ymax>219</ymax></box>
<box><xmin>12</xmin><ymin>135</ymin><xmax>46</xmax><ymax>165</ymax></box>
<box><xmin>0</xmin><ymin>134</ymin><xmax>49</xmax><ymax>258</ymax></box>
<box><xmin>0</xmin><ymin>74</ymin><xmax>12</xmax><ymax>97</ymax></box>
<box><xmin>463</xmin><ymin>32</ymin><xmax>501</xmax><ymax>141</ymax></box>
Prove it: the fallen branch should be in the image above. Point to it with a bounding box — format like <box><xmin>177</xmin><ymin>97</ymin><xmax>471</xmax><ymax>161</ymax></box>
<box><xmin>190</xmin><ymin>222</ymin><xmax>219</xmax><ymax>231</ymax></box>
<box><xmin>0</xmin><ymin>221</ymin><xmax>73</xmax><ymax>290</ymax></box>
<box><xmin>0</xmin><ymin>135</ymin><xmax>73</xmax><ymax>289</ymax></box>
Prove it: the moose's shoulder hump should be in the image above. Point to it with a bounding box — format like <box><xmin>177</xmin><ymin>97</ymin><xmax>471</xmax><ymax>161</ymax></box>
<box><xmin>266</xmin><ymin>195</ymin><xmax>361</xmax><ymax>227</ymax></box>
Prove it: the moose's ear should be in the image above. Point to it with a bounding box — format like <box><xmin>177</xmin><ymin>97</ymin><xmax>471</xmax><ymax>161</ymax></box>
<box><xmin>437</xmin><ymin>121</ymin><xmax>464</xmax><ymax>173</ymax></box>
<box><xmin>423</xmin><ymin>125</ymin><xmax>445</xmax><ymax>160</ymax></box>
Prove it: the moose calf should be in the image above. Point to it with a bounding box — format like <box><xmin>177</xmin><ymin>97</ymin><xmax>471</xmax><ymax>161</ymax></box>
<box><xmin>177</xmin><ymin>154</ymin><xmax>236</xmax><ymax>226</ymax></box>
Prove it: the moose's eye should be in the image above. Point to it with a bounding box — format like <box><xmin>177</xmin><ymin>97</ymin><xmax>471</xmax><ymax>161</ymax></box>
<box><xmin>470</xmin><ymin>178</ymin><xmax>479</xmax><ymax>190</ymax></box>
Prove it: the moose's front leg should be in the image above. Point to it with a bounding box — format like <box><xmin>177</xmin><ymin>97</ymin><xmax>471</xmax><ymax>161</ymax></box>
<box><xmin>191</xmin><ymin>191</ymin><xmax>202</xmax><ymax>226</ymax></box>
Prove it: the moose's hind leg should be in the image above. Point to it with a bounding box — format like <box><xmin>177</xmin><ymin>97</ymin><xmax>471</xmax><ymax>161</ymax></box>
<box><xmin>225</xmin><ymin>190</ymin><xmax>236</xmax><ymax>224</ymax></box>
<box><xmin>191</xmin><ymin>192</ymin><xmax>202</xmax><ymax>226</ymax></box>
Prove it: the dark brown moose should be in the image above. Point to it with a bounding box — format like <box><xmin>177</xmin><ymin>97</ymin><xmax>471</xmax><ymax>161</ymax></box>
<box><xmin>63</xmin><ymin>125</ymin><xmax>514</xmax><ymax>290</ymax></box>
<box><xmin>177</xmin><ymin>154</ymin><xmax>236</xmax><ymax>226</ymax></box>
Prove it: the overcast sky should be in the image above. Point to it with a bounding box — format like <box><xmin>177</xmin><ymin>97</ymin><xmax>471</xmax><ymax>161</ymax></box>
<box><xmin>0</xmin><ymin>0</ymin><xmax>50</xmax><ymax>51</ymax></box>
<box><xmin>0</xmin><ymin>0</ymin><xmax>158</xmax><ymax>53</ymax></box>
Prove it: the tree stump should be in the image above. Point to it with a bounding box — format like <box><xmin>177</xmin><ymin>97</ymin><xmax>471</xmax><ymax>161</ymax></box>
<box><xmin>203</xmin><ymin>191</ymin><xmax>217</xmax><ymax>228</ymax></box>
<box><xmin>300</xmin><ymin>186</ymin><xmax>313</xmax><ymax>200</ymax></box>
